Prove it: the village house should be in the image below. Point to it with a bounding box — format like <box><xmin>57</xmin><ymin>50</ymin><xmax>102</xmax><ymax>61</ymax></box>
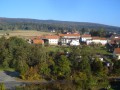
<box><xmin>80</xmin><ymin>34</ymin><xmax>92</xmax><ymax>42</ymax></box>
<box><xmin>92</xmin><ymin>37</ymin><xmax>101</xmax><ymax>44</ymax></box>
<box><xmin>108</xmin><ymin>35</ymin><xmax>120</xmax><ymax>46</ymax></box>
<box><xmin>27</xmin><ymin>36</ymin><xmax>42</xmax><ymax>44</ymax></box>
<box><xmin>58</xmin><ymin>33</ymin><xmax>80</xmax><ymax>45</ymax></box>
<box><xmin>106</xmin><ymin>35</ymin><xmax>120</xmax><ymax>52</ymax></box>
<box><xmin>41</xmin><ymin>35</ymin><xmax>59</xmax><ymax>45</ymax></box>
<box><xmin>70</xmin><ymin>40</ymin><xmax>80</xmax><ymax>46</ymax></box>
<box><xmin>86</xmin><ymin>37</ymin><xmax>107</xmax><ymax>45</ymax></box>
<box><xmin>27</xmin><ymin>39</ymin><xmax>32</xmax><ymax>44</ymax></box>
<box><xmin>32</xmin><ymin>39</ymin><xmax>44</xmax><ymax>45</ymax></box>
<box><xmin>100</xmin><ymin>38</ymin><xmax>108</xmax><ymax>45</ymax></box>
<box><xmin>109</xmin><ymin>35</ymin><xmax>120</xmax><ymax>40</ymax></box>
<box><xmin>113</xmin><ymin>48</ymin><xmax>120</xmax><ymax>60</ymax></box>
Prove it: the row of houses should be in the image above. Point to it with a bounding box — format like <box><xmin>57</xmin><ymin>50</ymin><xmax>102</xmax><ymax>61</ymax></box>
<box><xmin>28</xmin><ymin>33</ymin><xmax>109</xmax><ymax>46</ymax></box>
<box><xmin>108</xmin><ymin>35</ymin><xmax>120</xmax><ymax>60</ymax></box>
<box><xmin>80</xmin><ymin>34</ymin><xmax>107</xmax><ymax>45</ymax></box>
<box><xmin>27</xmin><ymin>33</ymin><xmax>120</xmax><ymax>60</ymax></box>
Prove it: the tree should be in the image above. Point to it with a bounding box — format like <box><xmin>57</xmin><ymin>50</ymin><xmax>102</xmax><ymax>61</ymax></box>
<box><xmin>28</xmin><ymin>46</ymin><xmax>47</xmax><ymax>66</ymax></box>
<box><xmin>113</xmin><ymin>60</ymin><xmax>120</xmax><ymax>75</ymax></box>
<box><xmin>79</xmin><ymin>56</ymin><xmax>91</xmax><ymax>74</ymax></box>
<box><xmin>98</xmin><ymin>28</ymin><xmax>106</xmax><ymax>37</ymax></box>
<box><xmin>0</xmin><ymin>37</ymin><xmax>13</xmax><ymax>68</ymax></box>
<box><xmin>53</xmin><ymin>55</ymin><xmax>71</xmax><ymax>78</ymax></box>
<box><xmin>81</xmin><ymin>28</ymin><xmax>86</xmax><ymax>34</ymax></box>
<box><xmin>16</xmin><ymin>59</ymin><xmax>29</xmax><ymax>75</ymax></box>
<box><xmin>12</xmin><ymin>46</ymin><xmax>29</xmax><ymax>74</ymax></box>
<box><xmin>91</xmin><ymin>58</ymin><xmax>104</xmax><ymax>76</ymax></box>
<box><xmin>0</xmin><ymin>48</ymin><xmax>12</xmax><ymax>68</ymax></box>
<box><xmin>73</xmin><ymin>72</ymin><xmax>90</xmax><ymax>90</ymax></box>
<box><xmin>39</xmin><ymin>62</ymin><xmax>50</xmax><ymax>76</ymax></box>
<box><xmin>72</xmin><ymin>55</ymin><xmax>92</xmax><ymax>90</ymax></box>
<box><xmin>90</xmin><ymin>29</ymin><xmax>100</xmax><ymax>36</ymax></box>
<box><xmin>21</xmin><ymin>66</ymin><xmax>40</xmax><ymax>80</ymax></box>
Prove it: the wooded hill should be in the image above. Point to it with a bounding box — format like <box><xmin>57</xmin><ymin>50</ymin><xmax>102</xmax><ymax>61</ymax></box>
<box><xmin>0</xmin><ymin>17</ymin><xmax>120</xmax><ymax>32</ymax></box>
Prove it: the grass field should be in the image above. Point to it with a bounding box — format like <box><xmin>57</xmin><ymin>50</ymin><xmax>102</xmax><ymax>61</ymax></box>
<box><xmin>0</xmin><ymin>30</ymin><xmax>56</xmax><ymax>39</ymax></box>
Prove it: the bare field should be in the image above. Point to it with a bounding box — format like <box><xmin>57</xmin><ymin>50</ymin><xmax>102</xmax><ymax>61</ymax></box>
<box><xmin>0</xmin><ymin>30</ymin><xmax>55</xmax><ymax>39</ymax></box>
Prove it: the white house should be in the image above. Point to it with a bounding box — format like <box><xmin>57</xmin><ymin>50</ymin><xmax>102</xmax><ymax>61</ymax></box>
<box><xmin>113</xmin><ymin>48</ymin><xmax>120</xmax><ymax>60</ymax></box>
<box><xmin>110</xmin><ymin>35</ymin><xmax>120</xmax><ymax>40</ymax></box>
<box><xmin>70</xmin><ymin>40</ymin><xmax>80</xmax><ymax>46</ymax></box>
<box><xmin>86</xmin><ymin>37</ymin><xmax>107</xmax><ymax>45</ymax></box>
<box><xmin>86</xmin><ymin>39</ymin><xmax>92</xmax><ymax>45</ymax></box>
<box><xmin>92</xmin><ymin>37</ymin><xmax>101</xmax><ymax>44</ymax></box>
<box><xmin>42</xmin><ymin>35</ymin><xmax>59</xmax><ymax>45</ymax></box>
<box><xmin>59</xmin><ymin>33</ymin><xmax>80</xmax><ymax>45</ymax></box>
<box><xmin>100</xmin><ymin>38</ymin><xmax>108</xmax><ymax>45</ymax></box>
<box><xmin>108</xmin><ymin>35</ymin><xmax>120</xmax><ymax>46</ymax></box>
<box><xmin>80</xmin><ymin>34</ymin><xmax>92</xmax><ymax>42</ymax></box>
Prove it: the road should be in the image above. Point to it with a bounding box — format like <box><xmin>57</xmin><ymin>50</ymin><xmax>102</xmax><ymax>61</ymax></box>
<box><xmin>0</xmin><ymin>71</ymin><xmax>46</xmax><ymax>90</ymax></box>
<box><xmin>0</xmin><ymin>71</ymin><xmax>22</xmax><ymax>89</ymax></box>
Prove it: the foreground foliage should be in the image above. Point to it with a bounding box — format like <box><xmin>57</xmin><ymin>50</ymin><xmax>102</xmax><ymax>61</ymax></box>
<box><xmin>0</xmin><ymin>37</ymin><xmax>118</xmax><ymax>90</ymax></box>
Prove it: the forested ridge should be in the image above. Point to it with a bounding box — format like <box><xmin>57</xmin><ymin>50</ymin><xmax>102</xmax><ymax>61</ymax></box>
<box><xmin>0</xmin><ymin>17</ymin><xmax>120</xmax><ymax>32</ymax></box>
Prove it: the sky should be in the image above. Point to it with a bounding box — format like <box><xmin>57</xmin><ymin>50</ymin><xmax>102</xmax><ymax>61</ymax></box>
<box><xmin>0</xmin><ymin>0</ymin><xmax>120</xmax><ymax>27</ymax></box>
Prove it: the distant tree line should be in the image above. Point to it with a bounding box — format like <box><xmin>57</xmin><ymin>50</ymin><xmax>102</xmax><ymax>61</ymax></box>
<box><xmin>0</xmin><ymin>22</ymin><xmax>114</xmax><ymax>38</ymax></box>
<box><xmin>0</xmin><ymin>18</ymin><xmax>119</xmax><ymax>33</ymax></box>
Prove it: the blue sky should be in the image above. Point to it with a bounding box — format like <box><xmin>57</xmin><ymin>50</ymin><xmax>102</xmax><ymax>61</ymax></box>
<box><xmin>0</xmin><ymin>0</ymin><xmax>120</xmax><ymax>27</ymax></box>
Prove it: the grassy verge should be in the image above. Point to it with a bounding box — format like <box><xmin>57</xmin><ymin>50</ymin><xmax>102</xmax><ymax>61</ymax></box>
<box><xmin>0</xmin><ymin>67</ymin><xmax>15</xmax><ymax>72</ymax></box>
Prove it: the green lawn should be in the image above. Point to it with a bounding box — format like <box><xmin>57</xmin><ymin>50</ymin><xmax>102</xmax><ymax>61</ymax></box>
<box><xmin>84</xmin><ymin>46</ymin><xmax>112</xmax><ymax>55</ymax></box>
<box><xmin>45</xmin><ymin>46</ymin><xmax>71</xmax><ymax>52</ymax></box>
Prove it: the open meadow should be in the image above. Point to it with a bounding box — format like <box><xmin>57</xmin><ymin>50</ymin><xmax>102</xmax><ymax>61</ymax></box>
<box><xmin>0</xmin><ymin>30</ymin><xmax>55</xmax><ymax>39</ymax></box>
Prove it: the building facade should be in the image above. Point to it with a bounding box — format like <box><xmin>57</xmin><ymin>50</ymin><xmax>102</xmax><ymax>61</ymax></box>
<box><xmin>59</xmin><ymin>34</ymin><xmax>80</xmax><ymax>45</ymax></box>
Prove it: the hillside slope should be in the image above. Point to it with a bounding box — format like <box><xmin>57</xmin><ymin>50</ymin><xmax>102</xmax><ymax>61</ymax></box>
<box><xmin>0</xmin><ymin>17</ymin><xmax>120</xmax><ymax>32</ymax></box>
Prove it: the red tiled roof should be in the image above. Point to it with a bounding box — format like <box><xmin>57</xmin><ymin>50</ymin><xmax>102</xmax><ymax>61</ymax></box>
<box><xmin>81</xmin><ymin>34</ymin><xmax>91</xmax><ymax>37</ymax></box>
<box><xmin>42</xmin><ymin>35</ymin><xmax>59</xmax><ymax>39</ymax></box>
<box><xmin>110</xmin><ymin>40</ymin><xmax>116</xmax><ymax>44</ymax></box>
<box><xmin>33</xmin><ymin>39</ymin><xmax>44</xmax><ymax>44</ymax></box>
<box><xmin>114</xmin><ymin>48</ymin><xmax>120</xmax><ymax>54</ymax></box>
<box><xmin>31</xmin><ymin>36</ymin><xmax>42</xmax><ymax>40</ymax></box>
<box><xmin>111</xmin><ymin>38</ymin><xmax>120</xmax><ymax>41</ymax></box>
<box><xmin>58</xmin><ymin>33</ymin><xmax>80</xmax><ymax>37</ymax></box>
<box><xmin>92</xmin><ymin>37</ymin><xmax>107</xmax><ymax>40</ymax></box>
<box><xmin>100</xmin><ymin>38</ymin><xmax>107</xmax><ymax>40</ymax></box>
<box><xmin>110</xmin><ymin>35</ymin><xmax>120</xmax><ymax>39</ymax></box>
<box><xmin>92</xmin><ymin>37</ymin><xmax>100</xmax><ymax>40</ymax></box>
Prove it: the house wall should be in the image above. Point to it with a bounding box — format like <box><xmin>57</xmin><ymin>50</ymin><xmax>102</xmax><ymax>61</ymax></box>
<box><xmin>70</xmin><ymin>40</ymin><xmax>80</xmax><ymax>46</ymax></box>
<box><xmin>86</xmin><ymin>39</ymin><xmax>107</xmax><ymax>45</ymax></box>
<box><xmin>48</xmin><ymin>39</ymin><xmax>59</xmax><ymax>45</ymax></box>
<box><xmin>64</xmin><ymin>36</ymin><xmax>80</xmax><ymax>38</ymax></box>
<box><xmin>86</xmin><ymin>40</ymin><xmax>92</xmax><ymax>45</ymax></box>
<box><xmin>117</xmin><ymin>55</ymin><xmax>120</xmax><ymax>60</ymax></box>
<box><xmin>66</xmin><ymin>39</ymin><xmax>71</xmax><ymax>43</ymax></box>
<box><xmin>92</xmin><ymin>40</ymin><xmax>101</xmax><ymax>44</ymax></box>
<box><xmin>113</xmin><ymin>52</ymin><xmax>120</xmax><ymax>60</ymax></box>
<box><xmin>81</xmin><ymin>37</ymin><xmax>92</xmax><ymax>42</ymax></box>
<box><xmin>60</xmin><ymin>38</ymin><xmax>71</xmax><ymax>45</ymax></box>
<box><xmin>60</xmin><ymin>38</ymin><xmax>80</xmax><ymax>45</ymax></box>
<box><xmin>100</xmin><ymin>40</ymin><xmax>107</xmax><ymax>45</ymax></box>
